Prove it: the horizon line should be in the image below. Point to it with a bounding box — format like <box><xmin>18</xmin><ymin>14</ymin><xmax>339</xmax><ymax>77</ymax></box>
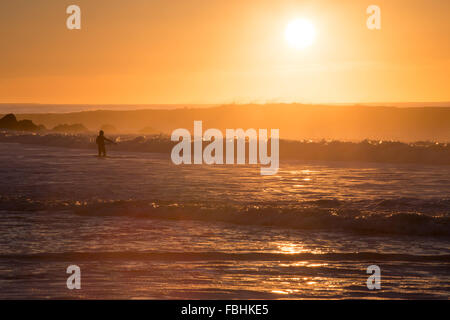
<box><xmin>0</xmin><ymin>101</ymin><xmax>449</xmax><ymax>106</ymax></box>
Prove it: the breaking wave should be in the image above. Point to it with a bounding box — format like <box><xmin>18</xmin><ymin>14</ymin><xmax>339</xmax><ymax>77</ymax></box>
<box><xmin>1</xmin><ymin>197</ymin><xmax>449</xmax><ymax>237</ymax></box>
<box><xmin>1</xmin><ymin>130</ymin><xmax>450</xmax><ymax>164</ymax></box>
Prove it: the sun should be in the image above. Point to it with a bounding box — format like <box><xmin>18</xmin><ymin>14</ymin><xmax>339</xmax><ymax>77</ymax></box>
<box><xmin>285</xmin><ymin>19</ymin><xmax>316</xmax><ymax>49</ymax></box>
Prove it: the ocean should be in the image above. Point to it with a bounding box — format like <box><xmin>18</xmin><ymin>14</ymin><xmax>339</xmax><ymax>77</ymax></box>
<box><xmin>0</xmin><ymin>142</ymin><xmax>449</xmax><ymax>299</ymax></box>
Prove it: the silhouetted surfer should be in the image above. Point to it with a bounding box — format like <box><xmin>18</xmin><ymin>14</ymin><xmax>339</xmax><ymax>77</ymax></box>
<box><xmin>96</xmin><ymin>130</ymin><xmax>115</xmax><ymax>157</ymax></box>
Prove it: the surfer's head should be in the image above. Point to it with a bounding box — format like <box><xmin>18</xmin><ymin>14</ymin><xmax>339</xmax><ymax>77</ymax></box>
<box><xmin>99</xmin><ymin>130</ymin><xmax>104</xmax><ymax>136</ymax></box>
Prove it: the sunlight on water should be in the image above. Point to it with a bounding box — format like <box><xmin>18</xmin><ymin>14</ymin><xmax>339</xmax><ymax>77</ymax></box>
<box><xmin>276</xmin><ymin>243</ymin><xmax>309</xmax><ymax>254</ymax></box>
<box><xmin>0</xmin><ymin>144</ymin><xmax>449</xmax><ymax>299</ymax></box>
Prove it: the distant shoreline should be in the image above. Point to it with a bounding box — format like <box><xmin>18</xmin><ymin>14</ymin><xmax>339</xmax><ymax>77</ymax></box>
<box><xmin>1</xmin><ymin>104</ymin><xmax>448</xmax><ymax>142</ymax></box>
<box><xmin>0</xmin><ymin>102</ymin><xmax>449</xmax><ymax>114</ymax></box>
<box><xmin>0</xmin><ymin>103</ymin><xmax>219</xmax><ymax>114</ymax></box>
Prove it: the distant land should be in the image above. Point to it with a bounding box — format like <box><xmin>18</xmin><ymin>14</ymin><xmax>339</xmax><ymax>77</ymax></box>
<box><xmin>1</xmin><ymin>103</ymin><xmax>449</xmax><ymax>141</ymax></box>
<box><xmin>0</xmin><ymin>104</ymin><xmax>217</xmax><ymax>114</ymax></box>
<box><xmin>0</xmin><ymin>102</ymin><xmax>448</xmax><ymax>114</ymax></box>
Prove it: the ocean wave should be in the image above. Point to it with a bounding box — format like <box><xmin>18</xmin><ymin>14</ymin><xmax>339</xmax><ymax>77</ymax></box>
<box><xmin>74</xmin><ymin>200</ymin><xmax>450</xmax><ymax>237</ymax></box>
<box><xmin>1</xmin><ymin>251</ymin><xmax>448</xmax><ymax>262</ymax></box>
<box><xmin>1</xmin><ymin>197</ymin><xmax>449</xmax><ymax>237</ymax></box>
<box><xmin>1</xmin><ymin>131</ymin><xmax>449</xmax><ymax>164</ymax></box>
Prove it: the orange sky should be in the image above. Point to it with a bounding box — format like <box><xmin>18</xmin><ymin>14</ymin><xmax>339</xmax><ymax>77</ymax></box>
<box><xmin>0</xmin><ymin>0</ymin><xmax>449</xmax><ymax>104</ymax></box>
